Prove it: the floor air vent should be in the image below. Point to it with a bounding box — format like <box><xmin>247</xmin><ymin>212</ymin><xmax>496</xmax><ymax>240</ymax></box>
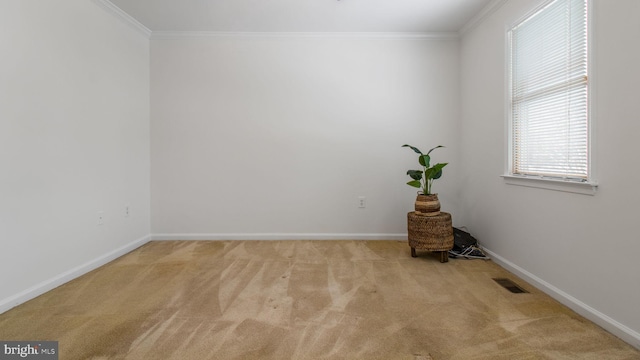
<box><xmin>493</xmin><ymin>278</ymin><xmax>528</xmax><ymax>293</ymax></box>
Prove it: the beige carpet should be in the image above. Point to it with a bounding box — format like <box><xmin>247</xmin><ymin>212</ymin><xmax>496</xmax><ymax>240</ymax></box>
<box><xmin>0</xmin><ymin>241</ymin><xmax>638</xmax><ymax>359</ymax></box>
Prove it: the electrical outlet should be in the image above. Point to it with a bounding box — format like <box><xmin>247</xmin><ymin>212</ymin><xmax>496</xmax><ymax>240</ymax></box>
<box><xmin>97</xmin><ymin>211</ymin><xmax>104</xmax><ymax>225</ymax></box>
<box><xmin>358</xmin><ymin>196</ymin><xmax>366</xmax><ymax>208</ymax></box>
<box><xmin>124</xmin><ymin>204</ymin><xmax>130</xmax><ymax>217</ymax></box>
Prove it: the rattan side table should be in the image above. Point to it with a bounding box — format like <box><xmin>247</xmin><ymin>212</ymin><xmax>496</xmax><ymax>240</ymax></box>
<box><xmin>407</xmin><ymin>211</ymin><xmax>454</xmax><ymax>263</ymax></box>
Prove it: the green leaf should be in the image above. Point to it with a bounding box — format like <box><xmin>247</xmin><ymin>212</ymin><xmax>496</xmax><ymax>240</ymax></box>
<box><xmin>418</xmin><ymin>154</ymin><xmax>430</xmax><ymax>167</ymax></box>
<box><xmin>433</xmin><ymin>162</ymin><xmax>448</xmax><ymax>171</ymax></box>
<box><xmin>406</xmin><ymin>180</ymin><xmax>422</xmax><ymax>188</ymax></box>
<box><xmin>406</xmin><ymin>170</ymin><xmax>423</xmax><ymax>180</ymax></box>
<box><xmin>426</xmin><ymin>145</ymin><xmax>445</xmax><ymax>155</ymax></box>
<box><xmin>423</xmin><ymin>163</ymin><xmax>447</xmax><ymax>180</ymax></box>
<box><xmin>423</xmin><ymin>167</ymin><xmax>435</xmax><ymax>180</ymax></box>
<box><xmin>402</xmin><ymin>144</ymin><xmax>423</xmax><ymax>155</ymax></box>
<box><xmin>430</xmin><ymin>163</ymin><xmax>448</xmax><ymax>179</ymax></box>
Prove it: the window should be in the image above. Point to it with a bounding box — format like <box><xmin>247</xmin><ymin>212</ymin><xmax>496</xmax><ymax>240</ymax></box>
<box><xmin>507</xmin><ymin>0</ymin><xmax>591</xmax><ymax>187</ymax></box>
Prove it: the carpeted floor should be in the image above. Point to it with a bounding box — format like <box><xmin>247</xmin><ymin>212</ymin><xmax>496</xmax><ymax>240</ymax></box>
<box><xmin>0</xmin><ymin>240</ymin><xmax>638</xmax><ymax>359</ymax></box>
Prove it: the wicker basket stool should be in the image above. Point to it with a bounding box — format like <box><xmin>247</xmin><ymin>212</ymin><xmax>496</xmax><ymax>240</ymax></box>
<box><xmin>407</xmin><ymin>211</ymin><xmax>454</xmax><ymax>263</ymax></box>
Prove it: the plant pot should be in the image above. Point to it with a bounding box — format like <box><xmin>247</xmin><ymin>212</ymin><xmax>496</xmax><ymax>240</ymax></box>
<box><xmin>414</xmin><ymin>194</ymin><xmax>440</xmax><ymax>217</ymax></box>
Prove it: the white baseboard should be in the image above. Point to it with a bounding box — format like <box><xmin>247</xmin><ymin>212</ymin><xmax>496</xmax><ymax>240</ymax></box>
<box><xmin>151</xmin><ymin>233</ymin><xmax>408</xmax><ymax>241</ymax></box>
<box><xmin>483</xmin><ymin>247</ymin><xmax>640</xmax><ymax>350</ymax></box>
<box><xmin>0</xmin><ymin>234</ymin><xmax>151</xmax><ymax>315</ymax></box>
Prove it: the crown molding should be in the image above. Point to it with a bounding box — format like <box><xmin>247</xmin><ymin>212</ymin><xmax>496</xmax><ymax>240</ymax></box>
<box><xmin>150</xmin><ymin>31</ymin><xmax>459</xmax><ymax>40</ymax></box>
<box><xmin>92</xmin><ymin>0</ymin><xmax>152</xmax><ymax>38</ymax></box>
<box><xmin>459</xmin><ymin>0</ymin><xmax>509</xmax><ymax>36</ymax></box>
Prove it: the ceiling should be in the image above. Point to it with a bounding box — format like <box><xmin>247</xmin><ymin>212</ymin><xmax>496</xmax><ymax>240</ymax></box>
<box><xmin>107</xmin><ymin>0</ymin><xmax>494</xmax><ymax>33</ymax></box>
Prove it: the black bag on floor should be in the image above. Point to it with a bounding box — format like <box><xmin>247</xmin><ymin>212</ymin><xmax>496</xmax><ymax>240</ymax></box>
<box><xmin>453</xmin><ymin>227</ymin><xmax>477</xmax><ymax>252</ymax></box>
<box><xmin>450</xmin><ymin>227</ymin><xmax>488</xmax><ymax>259</ymax></box>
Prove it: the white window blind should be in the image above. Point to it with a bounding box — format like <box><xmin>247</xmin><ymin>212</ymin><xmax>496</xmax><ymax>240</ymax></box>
<box><xmin>509</xmin><ymin>0</ymin><xmax>589</xmax><ymax>181</ymax></box>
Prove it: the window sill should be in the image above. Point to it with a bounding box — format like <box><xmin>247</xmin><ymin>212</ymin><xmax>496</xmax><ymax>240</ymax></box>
<box><xmin>501</xmin><ymin>175</ymin><xmax>598</xmax><ymax>195</ymax></box>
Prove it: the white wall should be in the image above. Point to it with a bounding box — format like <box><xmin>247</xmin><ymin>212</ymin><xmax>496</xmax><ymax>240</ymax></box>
<box><xmin>1</xmin><ymin>0</ymin><xmax>638</xmax><ymax>350</ymax></box>
<box><xmin>150</xmin><ymin>35</ymin><xmax>461</xmax><ymax>239</ymax></box>
<box><xmin>0</xmin><ymin>0</ymin><xmax>150</xmax><ymax>311</ymax></box>
<box><xmin>460</xmin><ymin>0</ymin><xmax>640</xmax><ymax>347</ymax></box>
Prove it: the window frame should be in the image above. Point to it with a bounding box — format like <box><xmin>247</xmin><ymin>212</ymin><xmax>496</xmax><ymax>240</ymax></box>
<box><xmin>503</xmin><ymin>0</ymin><xmax>597</xmax><ymax>195</ymax></box>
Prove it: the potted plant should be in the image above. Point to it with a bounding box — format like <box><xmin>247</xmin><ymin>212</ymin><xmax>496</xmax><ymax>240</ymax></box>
<box><xmin>402</xmin><ymin>144</ymin><xmax>448</xmax><ymax>216</ymax></box>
